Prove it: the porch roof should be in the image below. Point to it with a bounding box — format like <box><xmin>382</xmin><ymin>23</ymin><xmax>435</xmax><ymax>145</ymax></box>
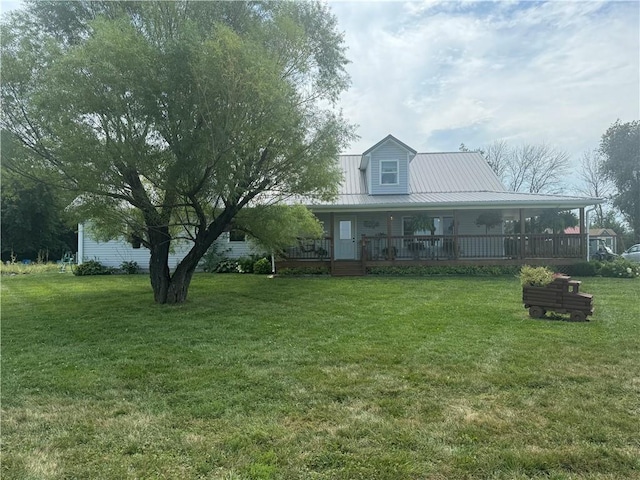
<box><xmin>303</xmin><ymin>190</ymin><xmax>602</xmax><ymax>213</ymax></box>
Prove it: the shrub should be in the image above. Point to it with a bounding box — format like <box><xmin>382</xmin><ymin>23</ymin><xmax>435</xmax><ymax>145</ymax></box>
<box><xmin>253</xmin><ymin>257</ymin><xmax>272</xmax><ymax>274</ymax></box>
<box><xmin>201</xmin><ymin>243</ymin><xmax>230</xmax><ymax>273</ymax></box>
<box><xmin>237</xmin><ymin>256</ymin><xmax>255</xmax><ymax>274</ymax></box>
<box><xmin>519</xmin><ymin>265</ymin><xmax>555</xmax><ymax>287</ymax></box>
<box><xmin>215</xmin><ymin>260</ymin><xmax>239</xmax><ymax>273</ymax></box>
<box><xmin>596</xmin><ymin>258</ymin><xmax>640</xmax><ymax>278</ymax></box>
<box><xmin>556</xmin><ymin>261</ymin><xmax>599</xmax><ymax>277</ymax></box>
<box><xmin>277</xmin><ymin>266</ymin><xmax>330</xmax><ymax>276</ymax></box>
<box><xmin>74</xmin><ymin>260</ymin><xmax>113</xmax><ymax>276</ymax></box>
<box><xmin>120</xmin><ymin>261</ymin><xmax>139</xmax><ymax>274</ymax></box>
<box><xmin>366</xmin><ymin>265</ymin><xmax>521</xmax><ymax>277</ymax></box>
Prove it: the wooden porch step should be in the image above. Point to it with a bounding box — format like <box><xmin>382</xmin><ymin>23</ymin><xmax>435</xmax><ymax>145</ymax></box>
<box><xmin>332</xmin><ymin>261</ymin><xmax>364</xmax><ymax>276</ymax></box>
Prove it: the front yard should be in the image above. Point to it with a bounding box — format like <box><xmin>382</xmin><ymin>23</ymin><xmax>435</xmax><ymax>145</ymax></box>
<box><xmin>2</xmin><ymin>273</ymin><xmax>639</xmax><ymax>479</ymax></box>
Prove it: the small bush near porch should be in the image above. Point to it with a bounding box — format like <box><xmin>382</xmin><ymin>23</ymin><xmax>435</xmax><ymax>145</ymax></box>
<box><xmin>2</xmin><ymin>274</ymin><xmax>639</xmax><ymax>479</ymax></box>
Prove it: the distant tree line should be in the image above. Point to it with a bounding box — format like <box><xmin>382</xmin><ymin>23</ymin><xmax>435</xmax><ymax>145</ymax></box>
<box><xmin>461</xmin><ymin>119</ymin><xmax>640</xmax><ymax>248</ymax></box>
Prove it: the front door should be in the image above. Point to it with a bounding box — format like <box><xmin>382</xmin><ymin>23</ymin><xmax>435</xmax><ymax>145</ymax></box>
<box><xmin>334</xmin><ymin>216</ymin><xmax>357</xmax><ymax>260</ymax></box>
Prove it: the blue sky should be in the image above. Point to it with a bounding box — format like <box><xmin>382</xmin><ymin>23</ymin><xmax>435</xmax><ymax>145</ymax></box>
<box><xmin>329</xmin><ymin>0</ymin><xmax>639</xmax><ymax>163</ymax></box>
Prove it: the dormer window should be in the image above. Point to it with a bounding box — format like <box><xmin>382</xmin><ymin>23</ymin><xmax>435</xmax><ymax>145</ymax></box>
<box><xmin>380</xmin><ymin>160</ymin><xmax>398</xmax><ymax>185</ymax></box>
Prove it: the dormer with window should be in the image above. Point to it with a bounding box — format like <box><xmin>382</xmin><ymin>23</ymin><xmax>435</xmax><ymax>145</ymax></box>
<box><xmin>360</xmin><ymin>135</ymin><xmax>416</xmax><ymax>195</ymax></box>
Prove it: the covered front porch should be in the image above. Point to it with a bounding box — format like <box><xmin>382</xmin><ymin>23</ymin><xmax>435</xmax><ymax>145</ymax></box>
<box><xmin>276</xmin><ymin>208</ymin><xmax>589</xmax><ymax>276</ymax></box>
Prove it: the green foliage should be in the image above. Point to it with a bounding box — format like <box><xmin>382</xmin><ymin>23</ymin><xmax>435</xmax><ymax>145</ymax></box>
<box><xmin>407</xmin><ymin>214</ymin><xmax>436</xmax><ymax>234</ymax></box>
<box><xmin>201</xmin><ymin>243</ymin><xmax>230</xmax><ymax>273</ymax></box>
<box><xmin>367</xmin><ymin>265</ymin><xmax>522</xmax><ymax>277</ymax></box>
<box><xmin>119</xmin><ymin>261</ymin><xmax>139</xmax><ymax>274</ymax></box>
<box><xmin>519</xmin><ymin>265</ymin><xmax>555</xmax><ymax>286</ymax></box>
<box><xmin>236</xmin><ymin>256</ymin><xmax>256</xmax><ymax>274</ymax></box>
<box><xmin>600</xmin><ymin>120</ymin><xmax>640</xmax><ymax>243</ymax></box>
<box><xmin>215</xmin><ymin>260</ymin><xmax>239</xmax><ymax>274</ymax></box>
<box><xmin>235</xmin><ymin>205</ymin><xmax>325</xmax><ymax>254</ymax></box>
<box><xmin>553</xmin><ymin>260</ymin><xmax>639</xmax><ymax>279</ymax></box>
<box><xmin>536</xmin><ymin>209</ymin><xmax>578</xmax><ymax>233</ymax></box>
<box><xmin>73</xmin><ymin>260</ymin><xmax>114</xmax><ymax>276</ymax></box>
<box><xmin>594</xmin><ymin>258</ymin><xmax>640</xmax><ymax>278</ymax></box>
<box><xmin>253</xmin><ymin>258</ymin><xmax>272</xmax><ymax>275</ymax></box>
<box><xmin>235</xmin><ymin>255</ymin><xmax>270</xmax><ymax>274</ymax></box>
<box><xmin>0</xmin><ymin>262</ymin><xmax>61</xmax><ymax>275</ymax></box>
<box><xmin>0</xmin><ymin>166</ymin><xmax>76</xmax><ymax>262</ymax></box>
<box><xmin>557</xmin><ymin>262</ymin><xmax>599</xmax><ymax>277</ymax></box>
<box><xmin>475</xmin><ymin>211</ymin><xmax>503</xmax><ymax>233</ymax></box>
<box><xmin>1</xmin><ymin>1</ymin><xmax>354</xmax><ymax>303</ymax></box>
<box><xmin>277</xmin><ymin>266</ymin><xmax>330</xmax><ymax>276</ymax></box>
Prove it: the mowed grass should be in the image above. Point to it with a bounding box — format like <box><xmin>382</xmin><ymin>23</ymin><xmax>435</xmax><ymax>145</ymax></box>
<box><xmin>2</xmin><ymin>273</ymin><xmax>639</xmax><ymax>480</ymax></box>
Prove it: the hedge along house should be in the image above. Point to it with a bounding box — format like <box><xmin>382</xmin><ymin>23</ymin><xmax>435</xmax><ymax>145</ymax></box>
<box><xmin>277</xmin><ymin>135</ymin><xmax>603</xmax><ymax>276</ymax></box>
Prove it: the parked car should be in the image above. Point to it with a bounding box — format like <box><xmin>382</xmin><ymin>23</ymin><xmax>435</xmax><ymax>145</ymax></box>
<box><xmin>621</xmin><ymin>244</ymin><xmax>640</xmax><ymax>263</ymax></box>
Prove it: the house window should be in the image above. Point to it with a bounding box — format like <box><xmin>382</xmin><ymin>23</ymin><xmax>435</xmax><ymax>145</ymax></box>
<box><xmin>380</xmin><ymin>160</ymin><xmax>398</xmax><ymax>185</ymax></box>
<box><xmin>339</xmin><ymin>220</ymin><xmax>352</xmax><ymax>240</ymax></box>
<box><xmin>229</xmin><ymin>230</ymin><xmax>246</xmax><ymax>242</ymax></box>
<box><xmin>402</xmin><ymin>216</ymin><xmax>441</xmax><ymax>236</ymax></box>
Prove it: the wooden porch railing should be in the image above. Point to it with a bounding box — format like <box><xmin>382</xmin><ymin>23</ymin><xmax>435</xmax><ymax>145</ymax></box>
<box><xmin>360</xmin><ymin>234</ymin><xmax>585</xmax><ymax>261</ymax></box>
<box><xmin>279</xmin><ymin>234</ymin><xmax>585</xmax><ymax>263</ymax></box>
<box><xmin>282</xmin><ymin>237</ymin><xmax>332</xmax><ymax>260</ymax></box>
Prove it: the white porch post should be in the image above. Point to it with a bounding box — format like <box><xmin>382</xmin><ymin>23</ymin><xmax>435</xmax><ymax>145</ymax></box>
<box><xmin>519</xmin><ymin>209</ymin><xmax>526</xmax><ymax>260</ymax></box>
<box><xmin>579</xmin><ymin>207</ymin><xmax>586</xmax><ymax>259</ymax></box>
<box><xmin>77</xmin><ymin>223</ymin><xmax>84</xmax><ymax>265</ymax></box>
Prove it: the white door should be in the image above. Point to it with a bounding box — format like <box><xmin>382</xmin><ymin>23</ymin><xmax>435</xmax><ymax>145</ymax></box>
<box><xmin>334</xmin><ymin>216</ymin><xmax>357</xmax><ymax>260</ymax></box>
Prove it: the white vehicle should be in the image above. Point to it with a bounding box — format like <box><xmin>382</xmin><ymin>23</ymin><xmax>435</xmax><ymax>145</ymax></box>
<box><xmin>621</xmin><ymin>244</ymin><xmax>640</xmax><ymax>263</ymax></box>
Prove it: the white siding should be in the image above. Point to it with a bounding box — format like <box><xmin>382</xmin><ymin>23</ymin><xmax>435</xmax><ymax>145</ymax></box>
<box><xmin>80</xmin><ymin>225</ymin><xmax>260</xmax><ymax>271</ymax></box>
<box><xmin>80</xmin><ymin>235</ymin><xmax>191</xmax><ymax>271</ymax></box>
<box><xmin>220</xmin><ymin>232</ymin><xmax>267</xmax><ymax>258</ymax></box>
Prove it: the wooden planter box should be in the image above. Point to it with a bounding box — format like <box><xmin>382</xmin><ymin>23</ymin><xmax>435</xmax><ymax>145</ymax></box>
<box><xmin>522</xmin><ymin>275</ymin><xmax>593</xmax><ymax>321</ymax></box>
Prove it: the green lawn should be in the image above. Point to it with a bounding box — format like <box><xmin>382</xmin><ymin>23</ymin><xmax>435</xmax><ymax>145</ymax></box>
<box><xmin>2</xmin><ymin>273</ymin><xmax>639</xmax><ymax>479</ymax></box>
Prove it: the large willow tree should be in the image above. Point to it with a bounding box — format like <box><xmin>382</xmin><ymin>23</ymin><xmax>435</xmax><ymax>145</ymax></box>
<box><xmin>1</xmin><ymin>1</ymin><xmax>353</xmax><ymax>303</ymax></box>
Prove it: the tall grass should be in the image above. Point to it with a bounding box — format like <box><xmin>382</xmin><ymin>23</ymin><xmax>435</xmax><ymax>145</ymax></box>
<box><xmin>2</xmin><ymin>274</ymin><xmax>639</xmax><ymax>479</ymax></box>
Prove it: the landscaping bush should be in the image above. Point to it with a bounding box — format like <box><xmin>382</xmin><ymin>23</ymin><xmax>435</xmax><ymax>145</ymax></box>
<box><xmin>556</xmin><ymin>261</ymin><xmax>599</xmax><ymax>277</ymax></box>
<box><xmin>596</xmin><ymin>258</ymin><xmax>640</xmax><ymax>278</ymax></box>
<box><xmin>519</xmin><ymin>265</ymin><xmax>555</xmax><ymax>286</ymax></box>
<box><xmin>215</xmin><ymin>260</ymin><xmax>239</xmax><ymax>273</ymax></box>
<box><xmin>237</xmin><ymin>256</ymin><xmax>256</xmax><ymax>273</ymax></box>
<box><xmin>73</xmin><ymin>260</ymin><xmax>114</xmax><ymax>276</ymax></box>
<box><xmin>120</xmin><ymin>261</ymin><xmax>139</xmax><ymax>274</ymax></box>
<box><xmin>201</xmin><ymin>243</ymin><xmax>230</xmax><ymax>273</ymax></box>
<box><xmin>253</xmin><ymin>257</ymin><xmax>272</xmax><ymax>274</ymax></box>
<box><xmin>555</xmin><ymin>259</ymin><xmax>639</xmax><ymax>279</ymax></box>
<box><xmin>277</xmin><ymin>266</ymin><xmax>330</xmax><ymax>276</ymax></box>
<box><xmin>366</xmin><ymin>265</ymin><xmax>521</xmax><ymax>277</ymax></box>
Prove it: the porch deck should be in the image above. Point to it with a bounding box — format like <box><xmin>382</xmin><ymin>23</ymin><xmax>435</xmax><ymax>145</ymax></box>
<box><xmin>276</xmin><ymin>233</ymin><xmax>587</xmax><ymax>276</ymax></box>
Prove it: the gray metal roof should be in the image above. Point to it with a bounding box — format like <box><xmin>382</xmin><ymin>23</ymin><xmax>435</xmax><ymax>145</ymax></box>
<box><xmin>306</xmin><ymin>191</ymin><xmax>601</xmax><ymax>211</ymax></box>
<box><xmin>340</xmin><ymin>151</ymin><xmax>506</xmax><ymax>195</ymax></box>
<box><xmin>361</xmin><ymin>134</ymin><xmax>417</xmax><ymax>156</ymax></box>
<box><xmin>299</xmin><ymin>150</ymin><xmax>601</xmax><ymax>211</ymax></box>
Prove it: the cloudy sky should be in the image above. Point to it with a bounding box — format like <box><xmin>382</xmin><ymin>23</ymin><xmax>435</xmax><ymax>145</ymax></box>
<box><xmin>2</xmin><ymin>0</ymin><xmax>637</xmax><ymax>166</ymax></box>
<box><xmin>329</xmin><ymin>0</ymin><xmax>639</xmax><ymax>163</ymax></box>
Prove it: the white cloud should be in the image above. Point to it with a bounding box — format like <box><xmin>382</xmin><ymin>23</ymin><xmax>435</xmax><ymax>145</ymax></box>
<box><xmin>330</xmin><ymin>0</ymin><xmax>640</xmax><ymax>166</ymax></box>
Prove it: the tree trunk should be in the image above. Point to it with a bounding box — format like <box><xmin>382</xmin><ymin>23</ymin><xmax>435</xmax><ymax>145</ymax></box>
<box><xmin>147</xmin><ymin>210</ymin><xmax>235</xmax><ymax>304</ymax></box>
<box><xmin>149</xmin><ymin>248</ymin><xmax>199</xmax><ymax>304</ymax></box>
<box><xmin>148</xmin><ymin>228</ymin><xmax>172</xmax><ymax>304</ymax></box>
<box><xmin>148</xmin><ymin>230</ymin><xmax>219</xmax><ymax>304</ymax></box>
